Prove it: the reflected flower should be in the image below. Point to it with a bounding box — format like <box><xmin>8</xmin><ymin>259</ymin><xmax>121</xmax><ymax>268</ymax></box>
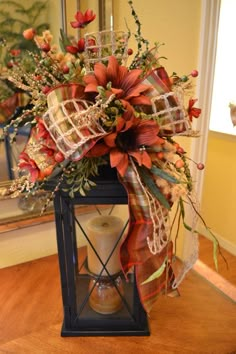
<box><xmin>70</xmin><ymin>9</ymin><xmax>96</xmax><ymax>29</ymax></box>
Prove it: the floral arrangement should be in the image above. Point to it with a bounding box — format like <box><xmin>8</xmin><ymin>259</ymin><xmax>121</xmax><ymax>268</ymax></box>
<box><xmin>1</xmin><ymin>1</ymin><xmax>220</xmax><ymax>313</ymax></box>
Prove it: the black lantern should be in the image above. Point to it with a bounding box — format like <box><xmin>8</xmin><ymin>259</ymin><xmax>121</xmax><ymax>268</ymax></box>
<box><xmin>53</xmin><ymin>166</ymin><xmax>150</xmax><ymax>336</ymax></box>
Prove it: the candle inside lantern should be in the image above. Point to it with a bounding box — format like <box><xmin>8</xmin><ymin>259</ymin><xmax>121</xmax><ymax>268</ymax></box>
<box><xmin>87</xmin><ymin>215</ymin><xmax>124</xmax><ymax>276</ymax></box>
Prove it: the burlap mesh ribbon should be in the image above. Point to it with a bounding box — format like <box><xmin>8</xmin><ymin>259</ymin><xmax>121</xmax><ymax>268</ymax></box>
<box><xmin>84</xmin><ymin>30</ymin><xmax>129</xmax><ymax>72</ymax></box>
<box><xmin>43</xmin><ymin>84</ymin><xmax>109</xmax><ymax>160</ymax></box>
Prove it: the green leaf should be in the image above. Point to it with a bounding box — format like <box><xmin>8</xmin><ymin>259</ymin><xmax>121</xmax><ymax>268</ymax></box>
<box><xmin>141</xmin><ymin>257</ymin><xmax>167</xmax><ymax>285</ymax></box>
<box><xmin>213</xmin><ymin>239</ymin><xmax>219</xmax><ymax>272</ymax></box>
<box><xmin>69</xmin><ymin>189</ymin><xmax>74</xmax><ymax>198</ymax></box>
<box><xmin>79</xmin><ymin>187</ymin><xmax>86</xmax><ymax>197</ymax></box>
<box><xmin>138</xmin><ymin>167</ymin><xmax>171</xmax><ymax>210</ymax></box>
<box><xmin>150</xmin><ymin>165</ymin><xmax>179</xmax><ymax>184</ymax></box>
<box><xmin>88</xmin><ymin>180</ymin><xmax>96</xmax><ymax>187</ymax></box>
<box><xmin>59</xmin><ymin>29</ymin><xmax>72</xmax><ymax>51</ymax></box>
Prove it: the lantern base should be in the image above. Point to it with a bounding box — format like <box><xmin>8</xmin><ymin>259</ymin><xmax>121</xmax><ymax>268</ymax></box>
<box><xmin>60</xmin><ymin>320</ymin><xmax>150</xmax><ymax>337</ymax></box>
<box><xmin>60</xmin><ymin>274</ymin><xmax>150</xmax><ymax>337</ymax></box>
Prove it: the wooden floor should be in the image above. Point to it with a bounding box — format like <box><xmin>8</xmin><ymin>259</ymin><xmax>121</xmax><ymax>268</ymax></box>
<box><xmin>199</xmin><ymin>235</ymin><xmax>236</xmax><ymax>286</ymax></box>
<box><xmin>0</xmin><ymin>248</ymin><xmax>236</xmax><ymax>354</ymax></box>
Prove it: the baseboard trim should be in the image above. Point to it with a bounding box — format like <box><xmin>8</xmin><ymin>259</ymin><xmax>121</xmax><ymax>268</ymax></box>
<box><xmin>193</xmin><ymin>259</ymin><xmax>236</xmax><ymax>303</ymax></box>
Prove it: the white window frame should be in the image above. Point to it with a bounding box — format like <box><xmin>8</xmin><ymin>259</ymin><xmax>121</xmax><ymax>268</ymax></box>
<box><xmin>190</xmin><ymin>0</ymin><xmax>221</xmax><ymax>203</ymax></box>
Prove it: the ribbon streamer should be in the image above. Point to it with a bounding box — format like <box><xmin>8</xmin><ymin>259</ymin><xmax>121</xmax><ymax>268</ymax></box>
<box><xmin>119</xmin><ymin>159</ymin><xmax>177</xmax><ymax>313</ymax></box>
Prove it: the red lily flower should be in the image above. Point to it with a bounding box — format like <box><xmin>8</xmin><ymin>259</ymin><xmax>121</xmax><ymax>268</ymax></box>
<box><xmin>87</xmin><ymin>111</ymin><xmax>163</xmax><ymax>176</ymax></box>
<box><xmin>36</xmin><ymin>118</ymin><xmax>57</xmax><ymax>151</ymax></box>
<box><xmin>188</xmin><ymin>99</ymin><xmax>201</xmax><ymax>121</ymax></box>
<box><xmin>83</xmin><ymin>56</ymin><xmax>152</xmax><ymax>106</ymax></box>
<box><xmin>66</xmin><ymin>38</ymin><xmax>97</xmax><ymax>54</ymax></box>
<box><xmin>70</xmin><ymin>9</ymin><xmax>96</xmax><ymax>29</ymax></box>
<box><xmin>36</xmin><ymin>118</ymin><xmax>65</xmax><ymax>163</ymax></box>
<box><xmin>18</xmin><ymin>152</ymin><xmax>42</xmax><ymax>182</ymax></box>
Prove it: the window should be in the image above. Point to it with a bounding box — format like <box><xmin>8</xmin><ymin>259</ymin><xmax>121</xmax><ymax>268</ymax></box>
<box><xmin>209</xmin><ymin>0</ymin><xmax>236</xmax><ymax>135</ymax></box>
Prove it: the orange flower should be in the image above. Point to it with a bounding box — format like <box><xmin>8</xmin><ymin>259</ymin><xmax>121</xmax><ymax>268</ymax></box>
<box><xmin>87</xmin><ymin>110</ymin><xmax>163</xmax><ymax>176</ymax></box>
<box><xmin>188</xmin><ymin>99</ymin><xmax>201</xmax><ymax>121</ymax></box>
<box><xmin>83</xmin><ymin>56</ymin><xmax>152</xmax><ymax>106</ymax></box>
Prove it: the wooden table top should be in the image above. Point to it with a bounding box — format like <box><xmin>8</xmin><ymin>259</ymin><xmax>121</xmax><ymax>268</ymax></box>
<box><xmin>0</xmin><ymin>252</ymin><xmax>235</xmax><ymax>354</ymax></box>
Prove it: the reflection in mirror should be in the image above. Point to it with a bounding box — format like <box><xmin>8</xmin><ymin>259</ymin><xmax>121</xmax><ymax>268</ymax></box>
<box><xmin>0</xmin><ymin>0</ymin><xmax>113</xmax><ymax>226</ymax></box>
<box><xmin>0</xmin><ymin>1</ymin><xmax>50</xmax><ymax>182</ymax></box>
<box><xmin>63</xmin><ymin>0</ymin><xmax>113</xmax><ymax>36</ymax></box>
<box><xmin>0</xmin><ymin>0</ymin><xmax>62</xmax><ymax>181</ymax></box>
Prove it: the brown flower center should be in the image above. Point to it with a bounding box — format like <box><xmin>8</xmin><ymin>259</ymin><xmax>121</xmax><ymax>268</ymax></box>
<box><xmin>115</xmin><ymin>129</ymin><xmax>137</xmax><ymax>152</ymax></box>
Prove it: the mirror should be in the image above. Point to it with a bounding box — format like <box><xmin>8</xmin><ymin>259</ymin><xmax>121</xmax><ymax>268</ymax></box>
<box><xmin>0</xmin><ymin>0</ymin><xmax>113</xmax><ymax>229</ymax></box>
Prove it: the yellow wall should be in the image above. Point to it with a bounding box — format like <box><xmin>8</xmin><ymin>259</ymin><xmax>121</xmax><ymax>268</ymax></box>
<box><xmin>114</xmin><ymin>0</ymin><xmax>201</xmax><ymax>75</ymax></box>
<box><xmin>201</xmin><ymin>131</ymin><xmax>236</xmax><ymax>251</ymax></box>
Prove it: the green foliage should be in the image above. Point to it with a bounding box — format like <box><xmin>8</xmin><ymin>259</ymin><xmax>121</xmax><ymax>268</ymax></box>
<box><xmin>59</xmin><ymin>29</ymin><xmax>72</xmax><ymax>52</ymax></box>
<box><xmin>137</xmin><ymin>165</ymin><xmax>171</xmax><ymax>210</ymax></box>
<box><xmin>0</xmin><ymin>1</ymin><xmax>49</xmax><ymax>63</ymax></box>
<box><xmin>63</xmin><ymin>157</ymin><xmax>108</xmax><ymax>198</ymax></box>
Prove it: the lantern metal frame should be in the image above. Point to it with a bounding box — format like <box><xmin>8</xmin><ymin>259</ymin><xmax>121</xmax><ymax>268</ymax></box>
<box><xmin>53</xmin><ymin>168</ymin><xmax>150</xmax><ymax>337</ymax></box>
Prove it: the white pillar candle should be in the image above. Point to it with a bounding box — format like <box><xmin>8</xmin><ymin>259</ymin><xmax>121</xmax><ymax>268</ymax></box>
<box><xmin>87</xmin><ymin>215</ymin><xmax>124</xmax><ymax>276</ymax></box>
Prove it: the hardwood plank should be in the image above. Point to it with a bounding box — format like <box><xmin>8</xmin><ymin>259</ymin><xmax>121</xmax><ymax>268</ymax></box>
<box><xmin>199</xmin><ymin>234</ymin><xmax>236</xmax><ymax>286</ymax></box>
<box><xmin>0</xmin><ymin>253</ymin><xmax>236</xmax><ymax>353</ymax></box>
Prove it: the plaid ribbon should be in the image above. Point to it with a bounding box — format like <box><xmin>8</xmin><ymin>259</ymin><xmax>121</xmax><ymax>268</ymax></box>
<box><xmin>143</xmin><ymin>67</ymin><xmax>191</xmax><ymax>136</ymax></box>
<box><xmin>46</xmin><ymin>83</ymin><xmax>86</xmax><ymax>106</ymax></box>
<box><xmin>143</xmin><ymin>67</ymin><xmax>171</xmax><ymax>95</ymax></box>
<box><xmin>119</xmin><ymin>160</ymin><xmax>178</xmax><ymax>313</ymax></box>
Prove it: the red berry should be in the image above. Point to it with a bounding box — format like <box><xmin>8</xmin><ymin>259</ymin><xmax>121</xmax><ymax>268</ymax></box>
<box><xmin>175</xmin><ymin>159</ymin><xmax>184</xmax><ymax>169</ymax></box>
<box><xmin>173</xmin><ymin>143</ymin><xmax>180</xmax><ymax>149</ymax></box>
<box><xmin>62</xmin><ymin>65</ymin><xmax>70</xmax><ymax>74</ymax></box>
<box><xmin>177</xmin><ymin>146</ymin><xmax>185</xmax><ymax>154</ymax></box>
<box><xmin>197</xmin><ymin>162</ymin><xmax>204</xmax><ymax>170</ymax></box>
<box><xmin>7</xmin><ymin>61</ymin><xmax>13</xmax><ymax>68</ymax></box>
<box><xmin>41</xmin><ymin>43</ymin><xmax>51</xmax><ymax>52</ymax></box>
<box><xmin>127</xmin><ymin>48</ymin><xmax>133</xmax><ymax>55</ymax></box>
<box><xmin>54</xmin><ymin>151</ymin><xmax>65</xmax><ymax>163</ymax></box>
<box><xmin>191</xmin><ymin>69</ymin><xmax>199</xmax><ymax>78</ymax></box>
<box><xmin>157</xmin><ymin>151</ymin><xmax>164</xmax><ymax>160</ymax></box>
<box><xmin>42</xmin><ymin>86</ymin><xmax>51</xmax><ymax>94</ymax></box>
<box><xmin>23</xmin><ymin>28</ymin><xmax>35</xmax><ymax>40</ymax></box>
